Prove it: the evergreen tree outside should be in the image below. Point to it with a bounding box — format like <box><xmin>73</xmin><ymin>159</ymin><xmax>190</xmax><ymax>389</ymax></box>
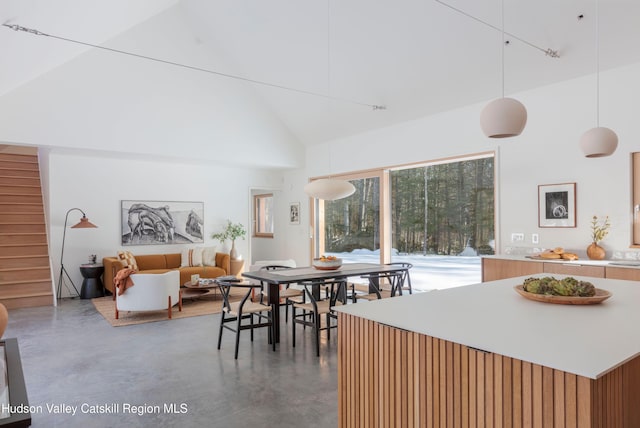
<box><xmin>324</xmin><ymin>177</ymin><xmax>381</xmax><ymax>253</ymax></box>
<box><xmin>391</xmin><ymin>157</ymin><xmax>494</xmax><ymax>255</ymax></box>
<box><xmin>321</xmin><ymin>156</ymin><xmax>494</xmax><ymax>257</ymax></box>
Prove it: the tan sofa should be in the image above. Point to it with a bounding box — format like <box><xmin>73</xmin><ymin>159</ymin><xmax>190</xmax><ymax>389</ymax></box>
<box><xmin>102</xmin><ymin>252</ymin><xmax>230</xmax><ymax>294</ymax></box>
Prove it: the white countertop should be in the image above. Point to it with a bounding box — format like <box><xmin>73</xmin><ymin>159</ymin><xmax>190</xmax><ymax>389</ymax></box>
<box><xmin>336</xmin><ymin>274</ymin><xmax>640</xmax><ymax>379</ymax></box>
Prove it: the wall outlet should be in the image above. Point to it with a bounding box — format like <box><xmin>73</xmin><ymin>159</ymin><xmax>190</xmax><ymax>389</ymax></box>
<box><xmin>511</xmin><ymin>233</ymin><xmax>525</xmax><ymax>242</ymax></box>
<box><xmin>532</xmin><ymin>233</ymin><xmax>539</xmax><ymax>244</ymax></box>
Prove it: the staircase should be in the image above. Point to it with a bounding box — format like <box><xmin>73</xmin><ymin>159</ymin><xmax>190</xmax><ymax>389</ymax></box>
<box><xmin>0</xmin><ymin>150</ymin><xmax>54</xmax><ymax>308</ymax></box>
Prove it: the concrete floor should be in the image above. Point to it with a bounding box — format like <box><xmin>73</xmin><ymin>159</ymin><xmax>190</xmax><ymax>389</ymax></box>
<box><xmin>4</xmin><ymin>298</ymin><xmax>339</xmax><ymax>427</ymax></box>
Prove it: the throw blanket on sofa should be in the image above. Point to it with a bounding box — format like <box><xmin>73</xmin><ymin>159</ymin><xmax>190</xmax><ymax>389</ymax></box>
<box><xmin>114</xmin><ymin>268</ymin><xmax>137</xmax><ymax>295</ymax></box>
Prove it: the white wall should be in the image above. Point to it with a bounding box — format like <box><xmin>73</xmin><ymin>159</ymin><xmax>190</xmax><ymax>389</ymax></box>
<box><xmin>281</xmin><ymin>169</ymin><xmax>312</xmax><ymax>263</ymax></box>
<box><xmin>45</xmin><ymin>150</ymin><xmax>283</xmax><ymax>298</ymax></box>
<box><xmin>249</xmin><ymin>179</ymin><xmax>309</xmax><ymax>267</ymax></box>
<box><xmin>288</xmin><ymin>61</ymin><xmax>640</xmax><ymax>261</ymax></box>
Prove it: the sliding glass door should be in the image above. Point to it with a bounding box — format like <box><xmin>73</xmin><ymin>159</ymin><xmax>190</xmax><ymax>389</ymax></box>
<box><xmin>389</xmin><ymin>154</ymin><xmax>495</xmax><ymax>289</ymax></box>
<box><xmin>309</xmin><ymin>152</ymin><xmax>495</xmax><ymax>290</ymax></box>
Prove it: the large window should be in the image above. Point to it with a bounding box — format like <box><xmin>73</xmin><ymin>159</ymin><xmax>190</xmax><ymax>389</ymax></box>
<box><xmin>390</xmin><ymin>155</ymin><xmax>495</xmax><ymax>256</ymax></box>
<box><xmin>310</xmin><ymin>153</ymin><xmax>495</xmax><ymax>290</ymax></box>
<box><xmin>313</xmin><ymin>173</ymin><xmax>384</xmax><ymax>263</ymax></box>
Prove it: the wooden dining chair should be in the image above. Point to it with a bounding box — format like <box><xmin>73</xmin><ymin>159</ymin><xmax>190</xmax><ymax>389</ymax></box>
<box><xmin>291</xmin><ymin>278</ymin><xmax>346</xmax><ymax>357</ymax></box>
<box><xmin>217</xmin><ymin>281</ymin><xmax>275</xmax><ymax>359</ymax></box>
<box><xmin>257</xmin><ymin>265</ymin><xmax>304</xmax><ymax>322</ymax></box>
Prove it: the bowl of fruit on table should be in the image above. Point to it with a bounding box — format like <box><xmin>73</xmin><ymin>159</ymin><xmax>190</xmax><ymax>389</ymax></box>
<box><xmin>312</xmin><ymin>256</ymin><xmax>342</xmax><ymax>270</ymax></box>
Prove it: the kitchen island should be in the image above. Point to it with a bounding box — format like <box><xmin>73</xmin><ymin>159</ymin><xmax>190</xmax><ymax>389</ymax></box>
<box><xmin>335</xmin><ymin>274</ymin><xmax>640</xmax><ymax>427</ymax></box>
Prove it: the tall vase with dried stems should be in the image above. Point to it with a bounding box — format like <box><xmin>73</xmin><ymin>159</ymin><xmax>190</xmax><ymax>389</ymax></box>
<box><xmin>587</xmin><ymin>242</ymin><xmax>606</xmax><ymax>260</ymax></box>
<box><xmin>587</xmin><ymin>215</ymin><xmax>610</xmax><ymax>260</ymax></box>
<box><xmin>211</xmin><ymin>220</ymin><xmax>247</xmax><ymax>261</ymax></box>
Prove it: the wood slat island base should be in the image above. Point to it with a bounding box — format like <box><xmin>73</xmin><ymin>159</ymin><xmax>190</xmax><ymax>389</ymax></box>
<box><xmin>338</xmin><ymin>313</ymin><xmax>640</xmax><ymax>428</ymax></box>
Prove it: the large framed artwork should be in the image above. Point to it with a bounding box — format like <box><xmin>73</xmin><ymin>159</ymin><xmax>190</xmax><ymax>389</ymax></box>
<box><xmin>121</xmin><ymin>200</ymin><xmax>204</xmax><ymax>245</ymax></box>
<box><xmin>538</xmin><ymin>183</ymin><xmax>576</xmax><ymax>228</ymax></box>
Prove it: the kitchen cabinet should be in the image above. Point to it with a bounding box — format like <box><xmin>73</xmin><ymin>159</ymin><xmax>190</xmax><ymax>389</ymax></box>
<box><xmin>481</xmin><ymin>257</ymin><xmax>543</xmax><ymax>281</ymax></box>
<box><xmin>605</xmin><ymin>266</ymin><xmax>640</xmax><ymax>281</ymax></box>
<box><xmin>542</xmin><ymin>262</ymin><xmax>605</xmax><ymax>278</ymax></box>
<box><xmin>482</xmin><ymin>256</ymin><xmax>618</xmax><ymax>281</ymax></box>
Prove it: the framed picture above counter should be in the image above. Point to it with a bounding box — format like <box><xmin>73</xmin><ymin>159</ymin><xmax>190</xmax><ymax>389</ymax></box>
<box><xmin>538</xmin><ymin>182</ymin><xmax>576</xmax><ymax>228</ymax></box>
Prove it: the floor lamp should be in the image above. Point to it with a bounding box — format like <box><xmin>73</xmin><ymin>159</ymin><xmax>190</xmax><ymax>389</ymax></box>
<box><xmin>57</xmin><ymin>208</ymin><xmax>98</xmax><ymax>299</ymax></box>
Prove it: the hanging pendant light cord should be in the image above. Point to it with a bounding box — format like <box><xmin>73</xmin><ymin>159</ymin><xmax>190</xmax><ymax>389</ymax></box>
<box><xmin>2</xmin><ymin>22</ymin><xmax>386</xmax><ymax>111</ymax></box>
<box><xmin>327</xmin><ymin>0</ymin><xmax>331</xmax><ymax>103</ymax></box>
<box><xmin>501</xmin><ymin>0</ymin><xmax>505</xmax><ymax>98</ymax></box>
<box><xmin>595</xmin><ymin>0</ymin><xmax>600</xmax><ymax>126</ymax></box>
<box><xmin>327</xmin><ymin>0</ymin><xmax>334</xmax><ymax>177</ymax></box>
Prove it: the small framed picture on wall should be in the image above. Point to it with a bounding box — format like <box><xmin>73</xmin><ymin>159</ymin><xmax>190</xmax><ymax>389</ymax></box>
<box><xmin>289</xmin><ymin>202</ymin><xmax>300</xmax><ymax>225</ymax></box>
<box><xmin>538</xmin><ymin>183</ymin><xmax>576</xmax><ymax>228</ymax></box>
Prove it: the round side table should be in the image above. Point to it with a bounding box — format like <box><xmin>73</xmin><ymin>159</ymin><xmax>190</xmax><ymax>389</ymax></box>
<box><xmin>80</xmin><ymin>264</ymin><xmax>105</xmax><ymax>299</ymax></box>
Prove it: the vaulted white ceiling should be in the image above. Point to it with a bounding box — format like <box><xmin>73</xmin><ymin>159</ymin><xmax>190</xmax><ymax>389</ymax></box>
<box><xmin>1</xmin><ymin>0</ymin><xmax>639</xmax><ymax>155</ymax></box>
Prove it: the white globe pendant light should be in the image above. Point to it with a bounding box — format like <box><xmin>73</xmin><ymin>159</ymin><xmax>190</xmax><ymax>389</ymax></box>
<box><xmin>579</xmin><ymin>127</ymin><xmax>618</xmax><ymax>158</ymax></box>
<box><xmin>480</xmin><ymin>0</ymin><xmax>527</xmax><ymax>139</ymax></box>
<box><xmin>304</xmin><ymin>178</ymin><xmax>356</xmax><ymax>201</ymax></box>
<box><xmin>579</xmin><ymin>0</ymin><xmax>618</xmax><ymax>158</ymax></box>
<box><xmin>480</xmin><ymin>97</ymin><xmax>527</xmax><ymax>138</ymax></box>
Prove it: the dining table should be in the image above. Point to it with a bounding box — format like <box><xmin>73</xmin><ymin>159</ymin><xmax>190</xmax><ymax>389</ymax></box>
<box><xmin>241</xmin><ymin>262</ymin><xmax>410</xmax><ymax>342</ymax></box>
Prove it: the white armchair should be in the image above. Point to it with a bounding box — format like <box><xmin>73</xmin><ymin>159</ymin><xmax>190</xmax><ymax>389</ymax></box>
<box><xmin>115</xmin><ymin>270</ymin><xmax>182</xmax><ymax>319</ymax></box>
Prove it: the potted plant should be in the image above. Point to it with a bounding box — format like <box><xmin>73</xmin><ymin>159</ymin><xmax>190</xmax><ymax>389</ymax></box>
<box><xmin>587</xmin><ymin>215</ymin><xmax>610</xmax><ymax>260</ymax></box>
<box><xmin>211</xmin><ymin>220</ymin><xmax>247</xmax><ymax>260</ymax></box>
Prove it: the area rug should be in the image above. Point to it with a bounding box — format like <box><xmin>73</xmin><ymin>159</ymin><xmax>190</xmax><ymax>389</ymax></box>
<box><xmin>92</xmin><ymin>294</ymin><xmax>242</xmax><ymax>327</ymax></box>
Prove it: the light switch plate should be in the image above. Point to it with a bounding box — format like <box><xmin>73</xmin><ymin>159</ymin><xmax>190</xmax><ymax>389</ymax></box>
<box><xmin>511</xmin><ymin>233</ymin><xmax>525</xmax><ymax>242</ymax></box>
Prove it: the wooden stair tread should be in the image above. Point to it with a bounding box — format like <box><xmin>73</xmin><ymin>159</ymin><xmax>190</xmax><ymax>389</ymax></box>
<box><xmin>0</xmin><ymin>254</ymin><xmax>48</xmax><ymax>259</ymax></box>
<box><xmin>0</xmin><ymin>182</ymin><xmax>40</xmax><ymax>189</ymax></box>
<box><xmin>0</xmin><ymin>232</ymin><xmax>46</xmax><ymax>235</ymax></box>
<box><xmin>0</xmin><ymin>156</ymin><xmax>37</xmax><ymax>162</ymax></box>
<box><xmin>0</xmin><ymin>243</ymin><xmax>47</xmax><ymax>247</ymax></box>
<box><xmin>0</xmin><ymin>202</ymin><xmax>42</xmax><ymax>205</ymax></box>
<box><xmin>0</xmin><ymin>192</ymin><xmax>41</xmax><ymax>195</ymax></box>
<box><xmin>0</xmin><ymin>291</ymin><xmax>53</xmax><ymax>299</ymax></box>
<box><xmin>0</xmin><ymin>165</ymin><xmax>38</xmax><ymax>170</ymax></box>
<box><xmin>0</xmin><ymin>266</ymin><xmax>49</xmax><ymax>272</ymax></box>
<box><xmin>0</xmin><ymin>222</ymin><xmax>46</xmax><ymax>225</ymax></box>
<box><xmin>0</xmin><ymin>159</ymin><xmax>37</xmax><ymax>164</ymax></box>
<box><xmin>0</xmin><ymin>159</ymin><xmax>38</xmax><ymax>164</ymax></box>
<box><xmin>0</xmin><ymin>279</ymin><xmax>52</xmax><ymax>285</ymax></box>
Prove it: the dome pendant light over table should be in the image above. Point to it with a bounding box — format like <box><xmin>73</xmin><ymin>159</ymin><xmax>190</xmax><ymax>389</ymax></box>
<box><xmin>480</xmin><ymin>97</ymin><xmax>527</xmax><ymax>138</ymax></box>
<box><xmin>579</xmin><ymin>126</ymin><xmax>618</xmax><ymax>157</ymax></box>
<box><xmin>579</xmin><ymin>0</ymin><xmax>618</xmax><ymax>158</ymax></box>
<box><xmin>304</xmin><ymin>178</ymin><xmax>356</xmax><ymax>201</ymax></box>
<box><xmin>480</xmin><ymin>0</ymin><xmax>527</xmax><ymax>139</ymax></box>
